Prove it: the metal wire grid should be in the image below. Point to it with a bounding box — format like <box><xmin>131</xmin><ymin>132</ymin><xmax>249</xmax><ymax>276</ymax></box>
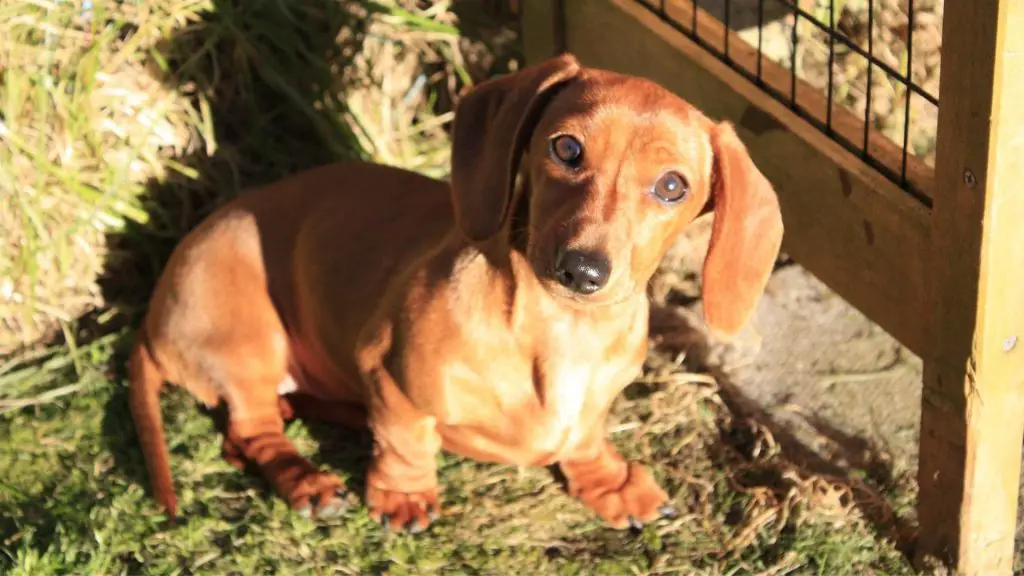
<box><xmin>637</xmin><ymin>0</ymin><xmax>938</xmax><ymax>207</ymax></box>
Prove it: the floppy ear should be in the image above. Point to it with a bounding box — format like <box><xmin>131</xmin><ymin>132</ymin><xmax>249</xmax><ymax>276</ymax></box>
<box><xmin>702</xmin><ymin>122</ymin><xmax>784</xmax><ymax>338</ymax></box>
<box><xmin>450</xmin><ymin>53</ymin><xmax>580</xmax><ymax>245</ymax></box>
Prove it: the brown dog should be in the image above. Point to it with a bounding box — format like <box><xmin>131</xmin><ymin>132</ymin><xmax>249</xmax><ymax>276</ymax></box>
<box><xmin>129</xmin><ymin>53</ymin><xmax>783</xmax><ymax>532</ymax></box>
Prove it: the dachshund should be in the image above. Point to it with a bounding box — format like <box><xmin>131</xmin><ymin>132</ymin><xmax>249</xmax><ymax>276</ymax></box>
<box><xmin>128</xmin><ymin>52</ymin><xmax>784</xmax><ymax>532</ymax></box>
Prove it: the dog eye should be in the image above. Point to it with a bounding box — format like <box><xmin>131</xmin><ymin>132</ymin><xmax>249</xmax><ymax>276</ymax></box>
<box><xmin>653</xmin><ymin>171</ymin><xmax>689</xmax><ymax>203</ymax></box>
<box><xmin>550</xmin><ymin>135</ymin><xmax>583</xmax><ymax>168</ymax></box>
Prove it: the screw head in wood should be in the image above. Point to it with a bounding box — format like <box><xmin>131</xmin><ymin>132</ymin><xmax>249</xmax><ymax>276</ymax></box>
<box><xmin>1004</xmin><ymin>336</ymin><xmax>1017</xmax><ymax>351</ymax></box>
<box><xmin>963</xmin><ymin>169</ymin><xmax>977</xmax><ymax>188</ymax></box>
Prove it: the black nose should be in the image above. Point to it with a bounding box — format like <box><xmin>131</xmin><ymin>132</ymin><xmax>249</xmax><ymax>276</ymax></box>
<box><xmin>554</xmin><ymin>249</ymin><xmax>611</xmax><ymax>295</ymax></box>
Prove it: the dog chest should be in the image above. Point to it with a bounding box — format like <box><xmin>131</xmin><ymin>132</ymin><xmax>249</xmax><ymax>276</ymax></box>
<box><xmin>434</xmin><ymin>326</ymin><xmax>642</xmax><ymax>465</ymax></box>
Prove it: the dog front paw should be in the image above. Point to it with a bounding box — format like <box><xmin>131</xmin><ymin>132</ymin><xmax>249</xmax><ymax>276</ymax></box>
<box><xmin>574</xmin><ymin>462</ymin><xmax>674</xmax><ymax>529</ymax></box>
<box><xmin>366</xmin><ymin>484</ymin><xmax>440</xmax><ymax>533</ymax></box>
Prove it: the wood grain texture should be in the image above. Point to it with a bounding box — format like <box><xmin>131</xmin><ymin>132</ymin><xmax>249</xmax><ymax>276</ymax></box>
<box><xmin>915</xmin><ymin>0</ymin><xmax>1024</xmax><ymax>572</ymax></box>
<box><xmin>557</xmin><ymin>0</ymin><xmax>932</xmax><ymax>354</ymax></box>
<box><xmin>519</xmin><ymin>0</ymin><xmax>562</xmax><ymax>65</ymax></box>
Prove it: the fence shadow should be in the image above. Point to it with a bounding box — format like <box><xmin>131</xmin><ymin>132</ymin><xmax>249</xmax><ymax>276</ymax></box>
<box><xmin>647</xmin><ymin>300</ymin><xmax>918</xmax><ymax>557</ymax></box>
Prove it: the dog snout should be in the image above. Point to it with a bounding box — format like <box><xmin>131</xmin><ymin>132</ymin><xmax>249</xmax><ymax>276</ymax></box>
<box><xmin>553</xmin><ymin>248</ymin><xmax>611</xmax><ymax>295</ymax></box>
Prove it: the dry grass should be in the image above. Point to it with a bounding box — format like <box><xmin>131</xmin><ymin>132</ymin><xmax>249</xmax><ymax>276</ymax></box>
<box><xmin>0</xmin><ymin>0</ymin><xmax>495</xmax><ymax>355</ymax></box>
<box><xmin>0</xmin><ymin>0</ymin><xmax>199</xmax><ymax>353</ymax></box>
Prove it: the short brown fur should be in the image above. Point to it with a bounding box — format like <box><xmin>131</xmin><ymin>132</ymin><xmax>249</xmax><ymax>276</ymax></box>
<box><xmin>129</xmin><ymin>53</ymin><xmax>783</xmax><ymax>531</ymax></box>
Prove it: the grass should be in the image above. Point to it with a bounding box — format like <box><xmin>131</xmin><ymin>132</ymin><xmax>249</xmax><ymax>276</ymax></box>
<box><xmin>1</xmin><ymin>0</ymin><xmax>920</xmax><ymax>573</ymax></box>
<box><xmin>1</xmin><ymin>343</ymin><xmax>914</xmax><ymax>574</ymax></box>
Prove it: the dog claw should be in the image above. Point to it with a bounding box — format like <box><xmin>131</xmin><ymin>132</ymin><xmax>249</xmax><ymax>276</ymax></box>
<box><xmin>658</xmin><ymin>504</ymin><xmax>679</xmax><ymax>519</ymax></box>
<box><xmin>297</xmin><ymin>489</ymin><xmax>349</xmax><ymax>521</ymax></box>
<box><xmin>317</xmin><ymin>498</ymin><xmax>347</xmax><ymax>520</ymax></box>
<box><xmin>367</xmin><ymin>485</ymin><xmax>440</xmax><ymax>533</ymax></box>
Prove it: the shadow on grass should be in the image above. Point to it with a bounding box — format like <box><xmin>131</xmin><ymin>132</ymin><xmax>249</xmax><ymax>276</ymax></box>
<box><xmin>647</xmin><ymin>301</ymin><xmax>918</xmax><ymax>560</ymax></box>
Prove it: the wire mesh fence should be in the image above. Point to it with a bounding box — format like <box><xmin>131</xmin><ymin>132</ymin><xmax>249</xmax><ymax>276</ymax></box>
<box><xmin>634</xmin><ymin>0</ymin><xmax>940</xmax><ymax>206</ymax></box>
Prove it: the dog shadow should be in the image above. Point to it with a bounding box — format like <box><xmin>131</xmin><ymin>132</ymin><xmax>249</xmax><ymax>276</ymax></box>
<box><xmin>646</xmin><ymin>300</ymin><xmax>917</xmax><ymax>557</ymax></box>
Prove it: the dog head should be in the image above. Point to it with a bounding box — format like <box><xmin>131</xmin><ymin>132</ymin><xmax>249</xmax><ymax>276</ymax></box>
<box><xmin>450</xmin><ymin>53</ymin><xmax>784</xmax><ymax>338</ymax></box>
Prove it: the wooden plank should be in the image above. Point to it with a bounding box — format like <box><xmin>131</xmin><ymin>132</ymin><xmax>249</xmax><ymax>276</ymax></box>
<box><xmin>914</xmin><ymin>0</ymin><xmax>1024</xmax><ymax>572</ymax></box>
<box><xmin>558</xmin><ymin>0</ymin><xmax>931</xmax><ymax>355</ymax></box>
<box><xmin>519</xmin><ymin>0</ymin><xmax>563</xmax><ymax>65</ymax></box>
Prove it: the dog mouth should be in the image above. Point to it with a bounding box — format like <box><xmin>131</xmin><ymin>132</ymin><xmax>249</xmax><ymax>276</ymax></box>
<box><xmin>539</xmin><ymin>272</ymin><xmax>634</xmax><ymax>307</ymax></box>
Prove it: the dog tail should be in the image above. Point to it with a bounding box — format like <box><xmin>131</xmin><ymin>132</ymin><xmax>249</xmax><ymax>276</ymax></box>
<box><xmin>128</xmin><ymin>327</ymin><xmax>177</xmax><ymax>519</ymax></box>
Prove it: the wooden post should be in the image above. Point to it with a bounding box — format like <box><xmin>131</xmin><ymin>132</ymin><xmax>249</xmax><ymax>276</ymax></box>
<box><xmin>916</xmin><ymin>1</ymin><xmax>1024</xmax><ymax>573</ymax></box>
<box><xmin>518</xmin><ymin>0</ymin><xmax>564</xmax><ymax>64</ymax></box>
